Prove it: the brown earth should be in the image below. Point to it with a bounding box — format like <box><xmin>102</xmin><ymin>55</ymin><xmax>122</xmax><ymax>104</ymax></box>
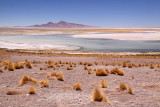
<box><xmin>0</xmin><ymin>52</ymin><xmax>160</xmax><ymax>107</ymax></box>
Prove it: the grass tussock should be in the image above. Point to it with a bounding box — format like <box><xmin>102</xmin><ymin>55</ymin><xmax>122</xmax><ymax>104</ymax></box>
<box><xmin>66</xmin><ymin>66</ymin><xmax>72</xmax><ymax>70</ymax></box>
<box><xmin>28</xmin><ymin>86</ymin><xmax>36</xmax><ymax>94</ymax></box>
<box><xmin>128</xmin><ymin>64</ymin><xmax>133</xmax><ymax>68</ymax></box>
<box><xmin>96</xmin><ymin>69</ymin><xmax>108</xmax><ymax>76</ymax></box>
<box><xmin>127</xmin><ymin>86</ymin><xmax>134</xmax><ymax>95</ymax></box>
<box><xmin>14</xmin><ymin>62</ymin><xmax>23</xmax><ymax>69</ymax></box>
<box><xmin>150</xmin><ymin>64</ymin><xmax>154</xmax><ymax>69</ymax></box>
<box><xmin>39</xmin><ymin>80</ymin><xmax>49</xmax><ymax>87</ymax></box>
<box><xmin>101</xmin><ymin>80</ymin><xmax>108</xmax><ymax>88</ymax></box>
<box><xmin>19</xmin><ymin>75</ymin><xmax>38</xmax><ymax>86</ymax></box>
<box><xmin>110</xmin><ymin>68</ymin><xmax>125</xmax><ymax>76</ymax></box>
<box><xmin>119</xmin><ymin>83</ymin><xmax>128</xmax><ymax>91</ymax></box>
<box><xmin>87</xmin><ymin>70</ymin><xmax>91</xmax><ymax>74</ymax></box>
<box><xmin>8</xmin><ymin>61</ymin><xmax>15</xmax><ymax>71</ymax></box>
<box><xmin>47</xmin><ymin>63</ymin><xmax>54</xmax><ymax>68</ymax></box>
<box><xmin>84</xmin><ymin>66</ymin><xmax>88</xmax><ymax>70</ymax></box>
<box><xmin>92</xmin><ymin>88</ymin><xmax>103</xmax><ymax>101</ymax></box>
<box><xmin>73</xmin><ymin>82</ymin><xmax>82</xmax><ymax>91</ymax></box>
<box><xmin>6</xmin><ymin>90</ymin><xmax>21</xmax><ymax>95</ymax></box>
<box><xmin>0</xmin><ymin>69</ymin><xmax>3</xmax><ymax>73</ymax></box>
<box><xmin>92</xmin><ymin>88</ymin><xmax>111</xmax><ymax>105</ymax></box>
<box><xmin>56</xmin><ymin>73</ymin><xmax>64</xmax><ymax>81</ymax></box>
<box><xmin>25</xmin><ymin>61</ymin><xmax>32</xmax><ymax>69</ymax></box>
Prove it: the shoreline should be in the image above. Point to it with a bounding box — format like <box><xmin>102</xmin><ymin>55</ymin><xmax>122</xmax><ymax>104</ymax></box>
<box><xmin>1</xmin><ymin>48</ymin><xmax>160</xmax><ymax>56</ymax></box>
<box><xmin>72</xmin><ymin>31</ymin><xmax>160</xmax><ymax>40</ymax></box>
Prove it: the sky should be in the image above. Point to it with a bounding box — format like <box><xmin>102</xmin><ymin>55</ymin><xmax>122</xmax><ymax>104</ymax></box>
<box><xmin>0</xmin><ymin>0</ymin><xmax>160</xmax><ymax>27</ymax></box>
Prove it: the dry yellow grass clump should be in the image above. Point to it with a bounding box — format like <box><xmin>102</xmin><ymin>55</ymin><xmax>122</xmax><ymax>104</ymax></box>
<box><xmin>119</xmin><ymin>83</ymin><xmax>128</xmax><ymax>91</ymax></box>
<box><xmin>150</xmin><ymin>64</ymin><xmax>154</xmax><ymax>69</ymax></box>
<box><xmin>101</xmin><ymin>80</ymin><xmax>108</xmax><ymax>88</ymax></box>
<box><xmin>66</xmin><ymin>66</ymin><xmax>72</xmax><ymax>70</ymax></box>
<box><xmin>56</xmin><ymin>73</ymin><xmax>64</xmax><ymax>81</ymax></box>
<box><xmin>110</xmin><ymin>68</ymin><xmax>125</xmax><ymax>76</ymax></box>
<box><xmin>6</xmin><ymin>90</ymin><xmax>21</xmax><ymax>95</ymax></box>
<box><xmin>0</xmin><ymin>69</ymin><xmax>3</xmax><ymax>73</ymax></box>
<box><xmin>127</xmin><ymin>86</ymin><xmax>134</xmax><ymax>95</ymax></box>
<box><xmin>39</xmin><ymin>80</ymin><xmax>49</xmax><ymax>87</ymax></box>
<box><xmin>8</xmin><ymin>61</ymin><xmax>15</xmax><ymax>71</ymax></box>
<box><xmin>117</xmin><ymin>70</ymin><xmax>125</xmax><ymax>76</ymax></box>
<box><xmin>92</xmin><ymin>88</ymin><xmax>103</xmax><ymax>101</ymax></box>
<box><xmin>25</xmin><ymin>61</ymin><xmax>32</xmax><ymax>69</ymax></box>
<box><xmin>96</xmin><ymin>69</ymin><xmax>108</xmax><ymax>76</ymax></box>
<box><xmin>122</xmin><ymin>62</ymin><xmax>127</xmax><ymax>68</ymax></box>
<box><xmin>92</xmin><ymin>88</ymin><xmax>111</xmax><ymax>105</ymax></box>
<box><xmin>87</xmin><ymin>70</ymin><xmax>91</xmax><ymax>74</ymax></box>
<box><xmin>19</xmin><ymin>75</ymin><xmax>38</xmax><ymax>86</ymax></box>
<box><xmin>73</xmin><ymin>82</ymin><xmax>82</xmax><ymax>91</ymax></box>
<box><xmin>28</xmin><ymin>86</ymin><xmax>36</xmax><ymax>94</ymax></box>
<box><xmin>128</xmin><ymin>64</ymin><xmax>133</xmax><ymax>68</ymax></box>
<box><xmin>14</xmin><ymin>62</ymin><xmax>21</xmax><ymax>69</ymax></box>
<box><xmin>84</xmin><ymin>66</ymin><xmax>88</xmax><ymax>70</ymax></box>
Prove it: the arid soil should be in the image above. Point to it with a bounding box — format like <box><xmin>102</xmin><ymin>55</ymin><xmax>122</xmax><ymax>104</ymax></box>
<box><xmin>0</xmin><ymin>52</ymin><xmax>160</xmax><ymax>107</ymax></box>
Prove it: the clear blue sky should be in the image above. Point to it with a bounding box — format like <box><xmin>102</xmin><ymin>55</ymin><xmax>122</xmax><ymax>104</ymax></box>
<box><xmin>0</xmin><ymin>0</ymin><xmax>160</xmax><ymax>27</ymax></box>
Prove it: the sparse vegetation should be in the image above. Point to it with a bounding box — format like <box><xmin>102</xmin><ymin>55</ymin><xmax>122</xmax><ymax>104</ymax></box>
<box><xmin>6</xmin><ymin>90</ymin><xmax>20</xmax><ymax>95</ymax></box>
<box><xmin>39</xmin><ymin>80</ymin><xmax>49</xmax><ymax>87</ymax></box>
<box><xmin>101</xmin><ymin>80</ymin><xmax>108</xmax><ymax>88</ymax></box>
<box><xmin>26</xmin><ymin>61</ymin><xmax>32</xmax><ymax>69</ymax></box>
<box><xmin>92</xmin><ymin>88</ymin><xmax>103</xmax><ymax>101</ymax></box>
<box><xmin>28</xmin><ymin>86</ymin><xmax>36</xmax><ymax>94</ymax></box>
<box><xmin>73</xmin><ymin>82</ymin><xmax>82</xmax><ymax>91</ymax></box>
<box><xmin>96</xmin><ymin>69</ymin><xmax>108</xmax><ymax>76</ymax></box>
<box><xmin>150</xmin><ymin>64</ymin><xmax>154</xmax><ymax>69</ymax></box>
<box><xmin>56</xmin><ymin>73</ymin><xmax>64</xmax><ymax>81</ymax></box>
<box><xmin>127</xmin><ymin>86</ymin><xmax>134</xmax><ymax>95</ymax></box>
<box><xmin>0</xmin><ymin>69</ymin><xmax>3</xmax><ymax>73</ymax></box>
<box><xmin>8</xmin><ymin>61</ymin><xmax>15</xmax><ymax>71</ymax></box>
<box><xmin>119</xmin><ymin>83</ymin><xmax>128</xmax><ymax>91</ymax></box>
<box><xmin>19</xmin><ymin>75</ymin><xmax>38</xmax><ymax>86</ymax></box>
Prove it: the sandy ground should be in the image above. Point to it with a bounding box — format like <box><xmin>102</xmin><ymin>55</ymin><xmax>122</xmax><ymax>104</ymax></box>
<box><xmin>72</xmin><ymin>31</ymin><xmax>160</xmax><ymax>40</ymax></box>
<box><xmin>0</xmin><ymin>52</ymin><xmax>160</xmax><ymax>107</ymax></box>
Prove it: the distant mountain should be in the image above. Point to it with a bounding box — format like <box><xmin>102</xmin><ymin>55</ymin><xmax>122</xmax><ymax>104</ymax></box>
<box><xmin>29</xmin><ymin>21</ymin><xmax>97</xmax><ymax>28</ymax></box>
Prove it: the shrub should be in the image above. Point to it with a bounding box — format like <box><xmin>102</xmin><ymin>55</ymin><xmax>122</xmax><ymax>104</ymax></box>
<box><xmin>117</xmin><ymin>70</ymin><xmax>125</xmax><ymax>76</ymax></box>
<box><xmin>73</xmin><ymin>82</ymin><xmax>82</xmax><ymax>91</ymax></box>
<box><xmin>19</xmin><ymin>75</ymin><xmax>38</xmax><ymax>86</ymax></box>
<box><xmin>47</xmin><ymin>63</ymin><xmax>54</xmax><ymax>68</ymax></box>
<box><xmin>56</xmin><ymin>73</ymin><xmax>64</xmax><ymax>81</ymax></box>
<box><xmin>6</xmin><ymin>90</ymin><xmax>20</xmax><ymax>95</ymax></box>
<box><xmin>127</xmin><ymin>86</ymin><xmax>134</xmax><ymax>95</ymax></box>
<box><xmin>46</xmin><ymin>73</ymin><xmax>51</xmax><ymax>78</ymax></box>
<box><xmin>128</xmin><ymin>64</ymin><xmax>133</xmax><ymax>68</ymax></box>
<box><xmin>92</xmin><ymin>88</ymin><xmax>103</xmax><ymax>101</ymax></box>
<box><xmin>39</xmin><ymin>80</ymin><xmax>49</xmax><ymax>87</ymax></box>
<box><xmin>14</xmin><ymin>62</ymin><xmax>23</xmax><ymax>69</ymax></box>
<box><xmin>119</xmin><ymin>83</ymin><xmax>128</xmax><ymax>91</ymax></box>
<box><xmin>101</xmin><ymin>80</ymin><xmax>108</xmax><ymax>88</ymax></box>
<box><xmin>84</xmin><ymin>66</ymin><xmax>88</xmax><ymax>70</ymax></box>
<box><xmin>0</xmin><ymin>69</ymin><xmax>3</xmax><ymax>73</ymax></box>
<box><xmin>150</xmin><ymin>64</ymin><xmax>154</xmax><ymax>69</ymax></box>
<box><xmin>66</xmin><ymin>66</ymin><xmax>72</xmax><ymax>70</ymax></box>
<box><xmin>87</xmin><ymin>70</ymin><xmax>91</xmax><ymax>74</ymax></box>
<box><xmin>8</xmin><ymin>61</ymin><xmax>15</xmax><ymax>71</ymax></box>
<box><xmin>28</xmin><ymin>86</ymin><xmax>36</xmax><ymax>94</ymax></box>
<box><xmin>96</xmin><ymin>69</ymin><xmax>108</xmax><ymax>76</ymax></box>
<box><xmin>39</xmin><ymin>67</ymin><xmax>43</xmax><ymax>70</ymax></box>
<box><xmin>26</xmin><ymin>61</ymin><xmax>32</xmax><ymax>69</ymax></box>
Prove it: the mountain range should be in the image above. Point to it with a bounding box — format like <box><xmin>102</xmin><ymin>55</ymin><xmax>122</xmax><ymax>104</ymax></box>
<box><xmin>30</xmin><ymin>21</ymin><xmax>97</xmax><ymax>28</ymax></box>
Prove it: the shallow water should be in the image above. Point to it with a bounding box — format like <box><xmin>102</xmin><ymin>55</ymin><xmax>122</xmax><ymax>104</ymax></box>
<box><xmin>0</xmin><ymin>33</ymin><xmax>160</xmax><ymax>52</ymax></box>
